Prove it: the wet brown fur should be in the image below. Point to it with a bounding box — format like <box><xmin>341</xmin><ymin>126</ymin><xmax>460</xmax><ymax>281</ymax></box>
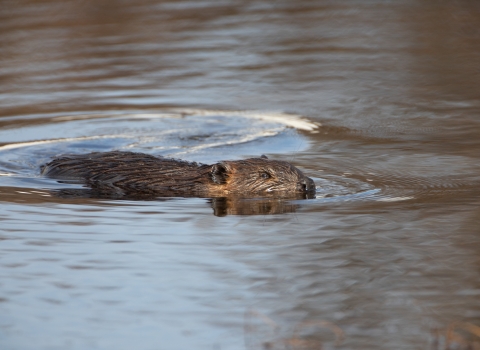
<box><xmin>41</xmin><ymin>151</ymin><xmax>315</xmax><ymax>198</ymax></box>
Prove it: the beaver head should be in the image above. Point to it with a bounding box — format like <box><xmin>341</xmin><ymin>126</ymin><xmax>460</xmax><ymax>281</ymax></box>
<box><xmin>209</xmin><ymin>155</ymin><xmax>316</xmax><ymax>195</ymax></box>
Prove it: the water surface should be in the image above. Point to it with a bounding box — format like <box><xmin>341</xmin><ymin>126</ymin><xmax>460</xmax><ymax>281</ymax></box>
<box><xmin>1</xmin><ymin>1</ymin><xmax>480</xmax><ymax>349</ymax></box>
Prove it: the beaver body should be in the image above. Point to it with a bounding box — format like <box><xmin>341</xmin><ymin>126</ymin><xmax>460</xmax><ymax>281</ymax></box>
<box><xmin>41</xmin><ymin>151</ymin><xmax>316</xmax><ymax>198</ymax></box>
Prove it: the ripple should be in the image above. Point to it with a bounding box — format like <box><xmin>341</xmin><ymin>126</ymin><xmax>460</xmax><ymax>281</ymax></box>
<box><xmin>0</xmin><ymin>109</ymin><xmax>319</xmax><ymax>175</ymax></box>
<box><xmin>0</xmin><ymin>109</ymin><xmax>333</xmax><ymax>207</ymax></box>
<box><xmin>7</xmin><ymin>109</ymin><xmax>426</xmax><ymax>207</ymax></box>
<box><xmin>321</xmin><ymin>164</ymin><xmax>480</xmax><ymax>206</ymax></box>
<box><xmin>2</xmin><ymin>109</ymin><xmax>476</xmax><ymax>207</ymax></box>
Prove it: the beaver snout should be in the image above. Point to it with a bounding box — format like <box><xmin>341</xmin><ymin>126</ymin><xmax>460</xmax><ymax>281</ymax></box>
<box><xmin>297</xmin><ymin>177</ymin><xmax>316</xmax><ymax>193</ymax></box>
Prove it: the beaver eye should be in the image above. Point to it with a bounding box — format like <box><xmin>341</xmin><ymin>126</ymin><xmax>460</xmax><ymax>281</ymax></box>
<box><xmin>261</xmin><ymin>172</ymin><xmax>271</xmax><ymax>179</ymax></box>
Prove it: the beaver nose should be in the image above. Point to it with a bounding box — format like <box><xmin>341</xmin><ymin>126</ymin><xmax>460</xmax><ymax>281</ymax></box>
<box><xmin>297</xmin><ymin>178</ymin><xmax>316</xmax><ymax>193</ymax></box>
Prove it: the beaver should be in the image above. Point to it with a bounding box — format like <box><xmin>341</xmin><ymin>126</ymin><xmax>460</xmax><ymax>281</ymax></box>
<box><xmin>40</xmin><ymin>151</ymin><xmax>316</xmax><ymax>199</ymax></box>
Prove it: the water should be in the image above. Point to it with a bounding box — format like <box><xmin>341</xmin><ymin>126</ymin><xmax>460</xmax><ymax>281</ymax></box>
<box><xmin>1</xmin><ymin>1</ymin><xmax>480</xmax><ymax>349</ymax></box>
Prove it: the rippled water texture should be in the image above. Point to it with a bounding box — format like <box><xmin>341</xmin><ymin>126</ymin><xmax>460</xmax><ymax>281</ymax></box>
<box><xmin>1</xmin><ymin>1</ymin><xmax>480</xmax><ymax>349</ymax></box>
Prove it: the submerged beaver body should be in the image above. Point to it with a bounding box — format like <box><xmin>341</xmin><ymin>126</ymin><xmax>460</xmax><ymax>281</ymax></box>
<box><xmin>41</xmin><ymin>151</ymin><xmax>316</xmax><ymax>198</ymax></box>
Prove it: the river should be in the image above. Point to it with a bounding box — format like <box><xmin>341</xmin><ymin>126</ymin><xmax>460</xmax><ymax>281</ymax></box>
<box><xmin>1</xmin><ymin>1</ymin><xmax>480</xmax><ymax>349</ymax></box>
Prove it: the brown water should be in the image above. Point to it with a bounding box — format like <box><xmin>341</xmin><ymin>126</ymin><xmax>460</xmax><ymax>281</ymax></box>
<box><xmin>1</xmin><ymin>1</ymin><xmax>480</xmax><ymax>349</ymax></box>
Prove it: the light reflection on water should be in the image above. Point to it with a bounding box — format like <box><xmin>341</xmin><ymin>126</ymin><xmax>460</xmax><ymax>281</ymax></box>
<box><xmin>1</xmin><ymin>1</ymin><xmax>480</xmax><ymax>349</ymax></box>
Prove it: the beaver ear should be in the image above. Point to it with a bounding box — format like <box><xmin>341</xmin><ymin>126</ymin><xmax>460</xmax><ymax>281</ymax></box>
<box><xmin>260</xmin><ymin>154</ymin><xmax>268</xmax><ymax>159</ymax></box>
<box><xmin>211</xmin><ymin>163</ymin><xmax>230</xmax><ymax>184</ymax></box>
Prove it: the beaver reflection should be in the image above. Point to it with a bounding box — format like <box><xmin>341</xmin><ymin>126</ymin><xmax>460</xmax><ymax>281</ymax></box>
<box><xmin>41</xmin><ymin>151</ymin><xmax>316</xmax><ymax>215</ymax></box>
<box><xmin>209</xmin><ymin>197</ymin><xmax>306</xmax><ymax>216</ymax></box>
